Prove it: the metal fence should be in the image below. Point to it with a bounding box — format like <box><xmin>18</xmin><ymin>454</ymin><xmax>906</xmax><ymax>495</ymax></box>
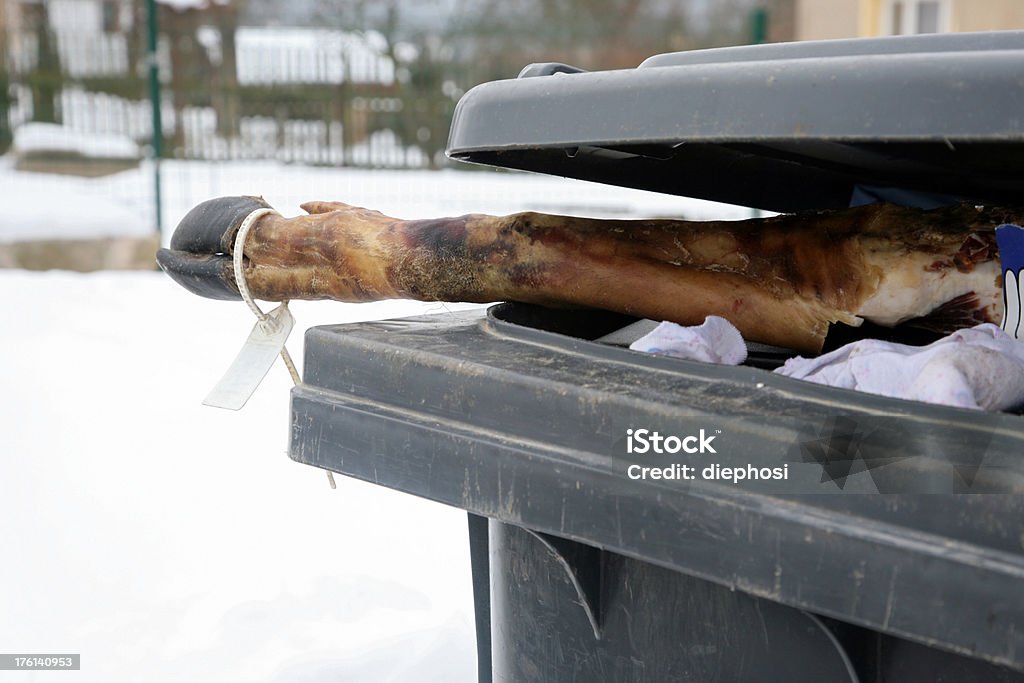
<box><xmin>1</xmin><ymin>15</ymin><xmax>459</xmax><ymax>170</ymax></box>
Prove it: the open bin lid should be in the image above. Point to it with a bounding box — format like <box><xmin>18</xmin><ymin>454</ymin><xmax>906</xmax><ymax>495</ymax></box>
<box><xmin>446</xmin><ymin>31</ymin><xmax>1024</xmax><ymax>212</ymax></box>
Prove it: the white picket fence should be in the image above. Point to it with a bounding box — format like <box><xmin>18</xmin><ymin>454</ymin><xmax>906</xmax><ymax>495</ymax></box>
<box><xmin>6</xmin><ymin>26</ymin><xmax>430</xmax><ymax>168</ymax></box>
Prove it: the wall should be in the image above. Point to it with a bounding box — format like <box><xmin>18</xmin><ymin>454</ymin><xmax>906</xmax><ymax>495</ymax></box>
<box><xmin>796</xmin><ymin>0</ymin><xmax>1024</xmax><ymax>40</ymax></box>
<box><xmin>951</xmin><ymin>1</ymin><xmax>1024</xmax><ymax>32</ymax></box>
<box><xmin>796</xmin><ymin>0</ymin><xmax>861</xmax><ymax>40</ymax></box>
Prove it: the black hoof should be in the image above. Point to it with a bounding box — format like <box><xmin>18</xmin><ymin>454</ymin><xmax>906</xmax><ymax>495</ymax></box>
<box><xmin>157</xmin><ymin>196</ymin><xmax>274</xmax><ymax>301</ymax></box>
<box><xmin>156</xmin><ymin>249</ymin><xmax>240</xmax><ymax>300</ymax></box>
<box><xmin>171</xmin><ymin>195</ymin><xmax>273</xmax><ymax>255</ymax></box>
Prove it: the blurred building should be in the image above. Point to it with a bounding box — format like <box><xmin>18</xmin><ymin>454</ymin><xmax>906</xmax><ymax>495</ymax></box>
<box><xmin>793</xmin><ymin>0</ymin><xmax>1024</xmax><ymax>41</ymax></box>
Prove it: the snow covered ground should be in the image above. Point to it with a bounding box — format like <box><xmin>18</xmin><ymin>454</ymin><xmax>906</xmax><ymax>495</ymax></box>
<box><xmin>0</xmin><ymin>154</ymin><xmax>752</xmax><ymax>245</ymax></box>
<box><xmin>1</xmin><ymin>271</ymin><xmax>485</xmax><ymax>682</ymax></box>
<box><xmin>0</xmin><ymin>161</ymin><xmax>750</xmax><ymax>681</ymax></box>
<box><xmin>13</xmin><ymin>123</ymin><xmax>140</xmax><ymax>161</ymax></box>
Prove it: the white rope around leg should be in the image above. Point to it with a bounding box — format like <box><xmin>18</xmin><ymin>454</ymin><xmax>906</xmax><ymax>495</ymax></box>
<box><xmin>233</xmin><ymin>207</ymin><xmax>337</xmax><ymax>489</ymax></box>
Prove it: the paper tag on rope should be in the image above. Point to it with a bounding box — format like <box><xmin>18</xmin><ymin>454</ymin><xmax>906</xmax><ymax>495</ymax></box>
<box><xmin>203</xmin><ymin>303</ymin><xmax>295</xmax><ymax>410</ymax></box>
<box><xmin>996</xmin><ymin>224</ymin><xmax>1024</xmax><ymax>341</ymax></box>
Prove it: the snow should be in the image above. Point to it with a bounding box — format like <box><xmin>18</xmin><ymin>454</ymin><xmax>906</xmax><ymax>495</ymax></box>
<box><xmin>0</xmin><ymin>270</ymin><xmax>482</xmax><ymax>682</ymax></box>
<box><xmin>14</xmin><ymin>123</ymin><xmax>140</xmax><ymax>160</ymax></box>
<box><xmin>147</xmin><ymin>160</ymin><xmax>753</xmax><ymax>241</ymax></box>
<box><xmin>0</xmin><ymin>160</ymin><xmax>752</xmax><ymax>679</ymax></box>
<box><xmin>0</xmin><ymin>156</ymin><xmax>753</xmax><ymax>245</ymax></box>
<box><xmin>0</xmin><ymin>158</ymin><xmax>150</xmax><ymax>243</ymax></box>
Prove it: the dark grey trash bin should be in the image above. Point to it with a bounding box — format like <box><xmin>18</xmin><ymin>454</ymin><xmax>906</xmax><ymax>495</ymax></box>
<box><xmin>289</xmin><ymin>31</ymin><xmax>1024</xmax><ymax>682</ymax></box>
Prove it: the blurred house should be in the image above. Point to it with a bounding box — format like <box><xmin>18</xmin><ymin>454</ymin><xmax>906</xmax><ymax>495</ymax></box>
<box><xmin>792</xmin><ymin>0</ymin><xmax>1024</xmax><ymax>41</ymax></box>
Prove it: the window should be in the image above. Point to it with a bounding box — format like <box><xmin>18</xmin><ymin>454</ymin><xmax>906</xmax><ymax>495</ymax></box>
<box><xmin>916</xmin><ymin>2</ymin><xmax>941</xmax><ymax>33</ymax></box>
<box><xmin>883</xmin><ymin>0</ymin><xmax>951</xmax><ymax>35</ymax></box>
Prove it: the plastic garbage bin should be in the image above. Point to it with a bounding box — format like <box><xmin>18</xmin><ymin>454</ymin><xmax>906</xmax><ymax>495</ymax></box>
<box><xmin>289</xmin><ymin>31</ymin><xmax>1024</xmax><ymax>682</ymax></box>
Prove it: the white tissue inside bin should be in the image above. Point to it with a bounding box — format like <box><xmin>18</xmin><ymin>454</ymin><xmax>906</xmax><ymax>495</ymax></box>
<box><xmin>628</xmin><ymin>316</ymin><xmax>748</xmax><ymax>365</ymax></box>
<box><xmin>776</xmin><ymin>323</ymin><xmax>1024</xmax><ymax>411</ymax></box>
<box><xmin>617</xmin><ymin>315</ymin><xmax>1024</xmax><ymax>412</ymax></box>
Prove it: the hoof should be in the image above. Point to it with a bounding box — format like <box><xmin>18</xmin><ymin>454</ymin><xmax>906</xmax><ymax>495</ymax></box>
<box><xmin>157</xmin><ymin>196</ymin><xmax>275</xmax><ymax>301</ymax></box>
<box><xmin>170</xmin><ymin>195</ymin><xmax>273</xmax><ymax>255</ymax></box>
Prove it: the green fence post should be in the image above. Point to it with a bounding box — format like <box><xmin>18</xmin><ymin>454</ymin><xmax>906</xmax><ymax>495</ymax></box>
<box><xmin>751</xmin><ymin>7</ymin><xmax>769</xmax><ymax>45</ymax></box>
<box><xmin>146</xmin><ymin>0</ymin><xmax>163</xmax><ymax>239</ymax></box>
